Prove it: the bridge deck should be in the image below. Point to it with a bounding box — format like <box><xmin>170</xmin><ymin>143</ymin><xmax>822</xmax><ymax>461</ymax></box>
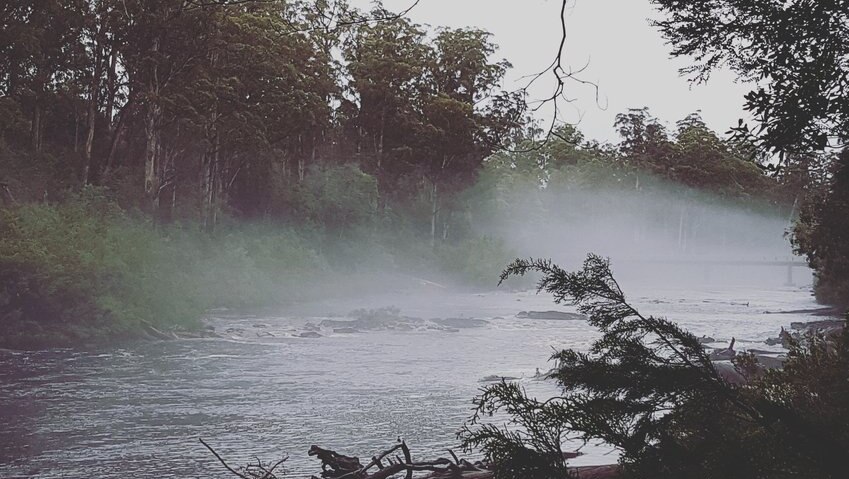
<box><xmin>623</xmin><ymin>259</ymin><xmax>808</xmax><ymax>267</ymax></box>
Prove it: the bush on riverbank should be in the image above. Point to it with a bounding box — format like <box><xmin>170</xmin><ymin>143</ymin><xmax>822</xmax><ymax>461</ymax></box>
<box><xmin>0</xmin><ymin>191</ymin><xmax>201</xmax><ymax>347</ymax></box>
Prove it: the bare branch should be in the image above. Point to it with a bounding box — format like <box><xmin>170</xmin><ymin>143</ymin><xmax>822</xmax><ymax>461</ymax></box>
<box><xmin>199</xmin><ymin>438</ymin><xmax>251</xmax><ymax>479</ymax></box>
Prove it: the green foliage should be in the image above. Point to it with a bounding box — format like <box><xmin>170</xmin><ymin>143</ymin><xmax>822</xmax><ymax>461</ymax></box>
<box><xmin>464</xmin><ymin>117</ymin><xmax>790</xmax><ymax>258</ymax></box>
<box><xmin>0</xmin><ymin>191</ymin><xmax>331</xmax><ymax>348</ymax></box>
<box><xmin>652</xmin><ymin>1</ymin><xmax>849</xmax><ymax>308</ymax></box>
<box><xmin>462</xmin><ymin>256</ymin><xmax>849</xmax><ymax>479</ymax></box>
<box><xmin>0</xmin><ymin>190</ymin><xmax>200</xmax><ymax>347</ymax></box>
<box><xmin>294</xmin><ymin>164</ymin><xmax>379</xmax><ymax>231</ymax></box>
<box><xmin>0</xmin><ymin>0</ymin><xmax>826</xmax><ymax>348</ymax></box>
<box><xmin>0</xmin><ymin>186</ymin><xmax>518</xmax><ymax>348</ymax></box>
<box><xmin>436</xmin><ymin>236</ymin><xmax>515</xmax><ymax>287</ymax></box>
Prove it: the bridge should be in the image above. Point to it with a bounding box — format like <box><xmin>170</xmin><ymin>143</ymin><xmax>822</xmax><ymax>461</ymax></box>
<box><xmin>620</xmin><ymin>258</ymin><xmax>810</xmax><ymax>286</ymax></box>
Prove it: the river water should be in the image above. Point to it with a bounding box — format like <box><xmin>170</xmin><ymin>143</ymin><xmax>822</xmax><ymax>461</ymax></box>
<box><xmin>0</xmin><ymin>273</ymin><xmax>822</xmax><ymax>478</ymax></box>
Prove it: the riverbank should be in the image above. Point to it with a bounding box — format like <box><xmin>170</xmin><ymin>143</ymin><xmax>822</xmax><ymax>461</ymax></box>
<box><xmin>0</xmin><ymin>192</ymin><xmax>516</xmax><ymax>350</ymax></box>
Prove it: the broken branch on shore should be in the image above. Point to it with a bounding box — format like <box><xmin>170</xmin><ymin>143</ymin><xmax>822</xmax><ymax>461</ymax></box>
<box><xmin>204</xmin><ymin>439</ymin><xmax>620</xmax><ymax>479</ymax></box>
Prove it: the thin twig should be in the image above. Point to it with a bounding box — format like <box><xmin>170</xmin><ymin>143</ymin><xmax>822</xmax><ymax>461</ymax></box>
<box><xmin>199</xmin><ymin>437</ymin><xmax>250</xmax><ymax>479</ymax></box>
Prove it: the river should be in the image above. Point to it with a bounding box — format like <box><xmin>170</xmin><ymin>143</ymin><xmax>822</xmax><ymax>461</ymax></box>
<box><xmin>0</xmin><ymin>274</ymin><xmax>822</xmax><ymax>478</ymax></box>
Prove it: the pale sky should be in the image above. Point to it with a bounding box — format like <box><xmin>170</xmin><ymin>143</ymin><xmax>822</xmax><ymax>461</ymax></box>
<box><xmin>352</xmin><ymin>0</ymin><xmax>755</xmax><ymax>144</ymax></box>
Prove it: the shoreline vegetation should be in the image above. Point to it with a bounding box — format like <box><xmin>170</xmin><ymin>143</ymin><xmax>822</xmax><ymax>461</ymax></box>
<box><xmin>0</xmin><ymin>189</ymin><xmax>519</xmax><ymax>350</ymax></box>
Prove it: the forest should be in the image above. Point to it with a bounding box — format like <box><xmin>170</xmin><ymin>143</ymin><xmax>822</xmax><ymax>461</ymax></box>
<box><xmin>0</xmin><ymin>0</ymin><xmax>846</xmax><ymax>348</ymax></box>
<box><xmin>2</xmin><ymin>1</ymin><xmax>849</xmax><ymax>479</ymax></box>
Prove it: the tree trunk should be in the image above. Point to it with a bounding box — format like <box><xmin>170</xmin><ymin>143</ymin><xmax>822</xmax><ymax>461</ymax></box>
<box><xmin>74</xmin><ymin>104</ymin><xmax>80</xmax><ymax>152</ymax></box>
<box><xmin>201</xmin><ymin>129</ymin><xmax>219</xmax><ymax>231</ymax></box>
<box><xmin>377</xmin><ymin>107</ymin><xmax>385</xmax><ymax>169</ymax></box>
<box><xmin>158</xmin><ymin>145</ymin><xmax>177</xmax><ymax>224</ymax></box>
<box><xmin>99</xmin><ymin>39</ymin><xmax>120</xmax><ymax>178</ymax></box>
<box><xmin>31</xmin><ymin>102</ymin><xmax>41</xmax><ymax>153</ymax></box>
<box><xmin>171</xmin><ymin>175</ymin><xmax>177</xmax><ymax>221</ymax></box>
<box><xmin>430</xmin><ymin>180</ymin><xmax>438</xmax><ymax>249</ymax></box>
<box><xmin>144</xmin><ymin>103</ymin><xmax>161</xmax><ymax>211</ymax></box>
<box><xmin>296</xmin><ymin>134</ymin><xmax>307</xmax><ymax>183</ymax></box>
<box><xmin>105</xmin><ymin>42</ymin><xmax>118</xmax><ymax>127</ymax></box>
<box><xmin>213</xmin><ymin>146</ymin><xmax>222</xmax><ymax>228</ymax></box>
<box><xmin>83</xmin><ymin>38</ymin><xmax>104</xmax><ymax>185</ymax></box>
<box><xmin>102</xmin><ymin>98</ymin><xmax>132</xmax><ymax>179</ymax></box>
<box><xmin>144</xmin><ymin>37</ymin><xmax>162</xmax><ymax>214</ymax></box>
<box><xmin>311</xmin><ymin>135</ymin><xmax>317</xmax><ymax>170</ymax></box>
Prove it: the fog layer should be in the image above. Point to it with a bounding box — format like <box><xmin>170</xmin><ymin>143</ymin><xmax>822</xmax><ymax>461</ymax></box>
<box><xmin>469</xmin><ymin>175</ymin><xmax>810</xmax><ymax>290</ymax></box>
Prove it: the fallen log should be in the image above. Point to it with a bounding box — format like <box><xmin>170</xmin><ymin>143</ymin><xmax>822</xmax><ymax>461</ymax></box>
<box><xmin>708</xmin><ymin>337</ymin><xmax>736</xmax><ymax>361</ymax></box>
<box><xmin>140</xmin><ymin>319</ymin><xmax>174</xmax><ymax>340</ymax></box>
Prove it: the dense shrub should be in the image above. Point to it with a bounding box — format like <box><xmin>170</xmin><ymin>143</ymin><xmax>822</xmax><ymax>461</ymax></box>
<box><xmin>0</xmin><ymin>191</ymin><xmax>332</xmax><ymax>348</ymax></box>
<box><xmin>0</xmin><ymin>191</ymin><xmax>195</xmax><ymax>347</ymax></box>
<box><xmin>436</xmin><ymin>236</ymin><xmax>515</xmax><ymax>287</ymax></box>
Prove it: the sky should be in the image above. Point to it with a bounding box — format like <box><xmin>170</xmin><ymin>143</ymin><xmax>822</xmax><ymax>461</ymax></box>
<box><xmin>351</xmin><ymin>0</ymin><xmax>755</xmax><ymax>144</ymax></box>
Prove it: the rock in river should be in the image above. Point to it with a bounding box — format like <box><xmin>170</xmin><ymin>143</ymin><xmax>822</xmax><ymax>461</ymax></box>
<box><xmin>516</xmin><ymin>310</ymin><xmax>587</xmax><ymax>321</ymax></box>
<box><xmin>431</xmin><ymin>317</ymin><xmax>489</xmax><ymax>328</ymax></box>
<box><xmin>333</xmin><ymin>328</ymin><xmax>359</xmax><ymax>334</ymax></box>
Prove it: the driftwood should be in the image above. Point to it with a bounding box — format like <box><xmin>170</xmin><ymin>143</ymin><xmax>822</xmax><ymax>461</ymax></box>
<box><xmin>308</xmin><ymin>444</ymin><xmax>364</xmax><ymax>478</ymax></box>
<box><xmin>204</xmin><ymin>439</ymin><xmax>620</xmax><ymax>479</ymax></box>
<box><xmin>708</xmin><ymin>337</ymin><xmax>736</xmax><ymax>361</ymax></box>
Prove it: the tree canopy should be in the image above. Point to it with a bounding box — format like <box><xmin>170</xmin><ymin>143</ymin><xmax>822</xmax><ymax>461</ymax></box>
<box><xmin>0</xmin><ymin>0</ymin><xmax>523</xmax><ymax>242</ymax></box>
<box><xmin>652</xmin><ymin>0</ymin><xmax>849</xmax><ymax>155</ymax></box>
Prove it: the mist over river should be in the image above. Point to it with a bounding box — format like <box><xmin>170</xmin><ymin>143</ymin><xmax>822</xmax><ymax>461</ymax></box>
<box><xmin>0</xmin><ymin>271</ymin><xmax>821</xmax><ymax>478</ymax></box>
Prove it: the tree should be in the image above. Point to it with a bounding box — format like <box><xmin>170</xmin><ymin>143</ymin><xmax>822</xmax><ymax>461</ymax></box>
<box><xmin>614</xmin><ymin>107</ymin><xmax>675</xmax><ymax>189</ymax></box>
<box><xmin>792</xmin><ymin>150</ymin><xmax>849</xmax><ymax>308</ymax></box>
<box><xmin>341</xmin><ymin>19</ymin><xmax>523</xmax><ymax>245</ymax></box>
<box><xmin>177</xmin><ymin>1</ymin><xmax>335</xmax><ymax>228</ymax></box>
<box><xmin>341</xmin><ymin>13</ymin><xmax>430</xmax><ymax>208</ymax></box>
<box><xmin>0</xmin><ymin>0</ymin><xmax>88</xmax><ymax>153</ymax></box>
<box><xmin>672</xmin><ymin>112</ymin><xmax>773</xmax><ymax>198</ymax></box>
<box><xmin>415</xmin><ymin>28</ymin><xmax>522</xmax><ymax>246</ymax></box>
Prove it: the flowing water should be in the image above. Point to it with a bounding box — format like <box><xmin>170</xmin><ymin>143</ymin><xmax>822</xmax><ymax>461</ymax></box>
<box><xmin>0</xmin><ymin>273</ymin><xmax>825</xmax><ymax>479</ymax></box>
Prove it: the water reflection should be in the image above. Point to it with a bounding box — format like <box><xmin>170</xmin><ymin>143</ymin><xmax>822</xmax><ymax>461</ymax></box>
<box><xmin>0</xmin><ymin>286</ymin><xmax>819</xmax><ymax>478</ymax></box>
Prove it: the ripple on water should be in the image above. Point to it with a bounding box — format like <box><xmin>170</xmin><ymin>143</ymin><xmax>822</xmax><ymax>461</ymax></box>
<box><xmin>0</xmin><ymin>286</ymin><xmax>821</xmax><ymax>477</ymax></box>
